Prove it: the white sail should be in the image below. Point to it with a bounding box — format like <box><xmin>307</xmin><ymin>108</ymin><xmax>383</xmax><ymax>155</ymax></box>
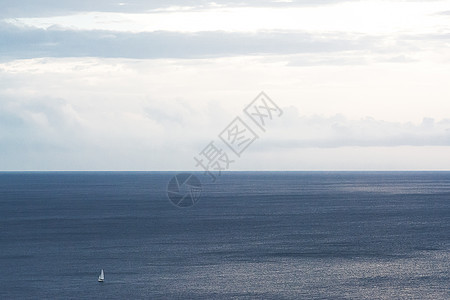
<box><xmin>98</xmin><ymin>269</ymin><xmax>104</xmax><ymax>282</ymax></box>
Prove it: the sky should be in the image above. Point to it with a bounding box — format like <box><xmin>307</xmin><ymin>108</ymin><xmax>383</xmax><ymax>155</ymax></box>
<box><xmin>0</xmin><ymin>0</ymin><xmax>449</xmax><ymax>171</ymax></box>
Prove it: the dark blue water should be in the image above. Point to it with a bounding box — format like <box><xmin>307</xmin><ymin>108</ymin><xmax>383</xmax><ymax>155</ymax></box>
<box><xmin>0</xmin><ymin>172</ymin><xmax>449</xmax><ymax>299</ymax></box>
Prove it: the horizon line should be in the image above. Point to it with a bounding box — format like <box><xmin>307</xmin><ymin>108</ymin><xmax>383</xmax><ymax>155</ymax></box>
<box><xmin>1</xmin><ymin>170</ymin><xmax>450</xmax><ymax>173</ymax></box>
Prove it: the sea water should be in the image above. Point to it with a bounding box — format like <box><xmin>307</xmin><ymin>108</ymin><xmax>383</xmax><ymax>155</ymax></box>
<box><xmin>0</xmin><ymin>172</ymin><xmax>449</xmax><ymax>299</ymax></box>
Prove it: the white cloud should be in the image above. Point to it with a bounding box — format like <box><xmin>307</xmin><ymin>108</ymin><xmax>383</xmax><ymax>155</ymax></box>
<box><xmin>8</xmin><ymin>1</ymin><xmax>450</xmax><ymax>34</ymax></box>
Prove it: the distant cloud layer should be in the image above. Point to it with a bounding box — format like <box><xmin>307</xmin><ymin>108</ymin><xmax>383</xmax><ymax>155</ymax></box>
<box><xmin>2</xmin><ymin>22</ymin><xmax>448</xmax><ymax>61</ymax></box>
<box><xmin>1</xmin><ymin>94</ymin><xmax>449</xmax><ymax>158</ymax></box>
<box><xmin>269</xmin><ymin>109</ymin><xmax>450</xmax><ymax>148</ymax></box>
<box><xmin>0</xmin><ymin>22</ymin><xmax>377</xmax><ymax>60</ymax></box>
<box><xmin>0</xmin><ymin>0</ymin><xmax>358</xmax><ymax>17</ymax></box>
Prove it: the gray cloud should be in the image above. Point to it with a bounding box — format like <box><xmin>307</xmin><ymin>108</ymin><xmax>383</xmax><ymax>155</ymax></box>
<box><xmin>0</xmin><ymin>22</ymin><xmax>378</xmax><ymax>60</ymax></box>
<box><xmin>0</xmin><ymin>95</ymin><xmax>84</xmax><ymax>157</ymax></box>
<box><xmin>399</xmin><ymin>33</ymin><xmax>450</xmax><ymax>41</ymax></box>
<box><xmin>435</xmin><ymin>10</ymin><xmax>450</xmax><ymax>16</ymax></box>
<box><xmin>287</xmin><ymin>54</ymin><xmax>368</xmax><ymax>66</ymax></box>
<box><xmin>3</xmin><ymin>0</ymin><xmax>438</xmax><ymax>18</ymax></box>
<box><xmin>259</xmin><ymin>108</ymin><xmax>450</xmax><ymax>149</ymax></box>
<box><xmin>0</xmin><ymin>0</ymin><xmax>357</xmax><ymax>18</ymax></box>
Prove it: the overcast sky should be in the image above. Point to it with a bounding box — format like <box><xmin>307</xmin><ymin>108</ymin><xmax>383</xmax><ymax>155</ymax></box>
<box><xmin>1</xmin><ymin>0</ymin><xmax>449</xmax><ymax>171</ymax></box>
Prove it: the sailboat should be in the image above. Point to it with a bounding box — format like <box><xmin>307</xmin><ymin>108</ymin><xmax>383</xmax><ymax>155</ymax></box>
<box><xmin>98</xmin><ymin>269</ymin><xmax>104</xmax><ymax>282</ymax></box>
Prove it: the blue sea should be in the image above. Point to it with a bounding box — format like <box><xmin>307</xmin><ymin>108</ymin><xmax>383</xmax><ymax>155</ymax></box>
<box><xmin>0</xmin><ymin>172</ymin><xmax>449</xmax><ymax>299</ymax></box>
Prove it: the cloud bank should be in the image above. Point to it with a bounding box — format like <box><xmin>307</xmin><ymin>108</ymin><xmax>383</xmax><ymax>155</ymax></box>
<box><xmin>0</xmin><ymin>0</ymin><xmax>359</xmax><ymax>18</ymax></box>
<box><xmin>1</xmin><ymin>92</ymin><xmax>449</xmax><ymax>170</ymax></box>
<box><xmin>0</xmin><ymin>22</ymin><xmax>376</xmax><ymax>60</ymax></box>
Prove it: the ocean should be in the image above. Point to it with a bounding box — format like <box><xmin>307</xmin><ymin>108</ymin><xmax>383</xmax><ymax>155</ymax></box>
<box><xmin>0</xmin><ymin>172</ymin><xmax>449</xmax><ymax>299</ymax></box>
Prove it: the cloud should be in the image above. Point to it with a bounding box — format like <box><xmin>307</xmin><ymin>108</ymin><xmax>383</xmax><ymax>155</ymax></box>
<box><xmin>0</xmin><ymin>0</ymin><xmax>358</xmax><ymax>18</ymax></box>
<box><xmin>0</xmin><ymin>90</ymin><xmax>228</xmax><ymax>170</ymax></box>
<box><xmin>400</xmin><ymin>32</ymin><xmax>450</xmax><ymax>41</ymax></box>
<box><xmin>259</xmin><ymin>108</ymin><xmax>450</xmax><ymax>149</ymax></box>
<box><xmin>0</xmin><ymin>95</ymin><xmax>85</xmax><ymax>160</ymax></box>
<box><xmin>0</xmin><ymin>22</ymin><xmax>379</xmax><ymax>60</ymax></box>
<box><xmin>1</xmin><ymin>91</ymin><xmax>449</xmax><ymax>171</ymax></box>
<box><xmin>435</xmin><ymin>10</ymin><xmax>450</xmax><ymax>15</ymax></box>
<box><xmin>287</xmin><ymin>53</ymin><xmax>368</xmax><ymax>66</ymax></box>
<box><xmin>2</xmin><ymin>21</ymin><xmax>445</xmax><ymax>63</ymax></box>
